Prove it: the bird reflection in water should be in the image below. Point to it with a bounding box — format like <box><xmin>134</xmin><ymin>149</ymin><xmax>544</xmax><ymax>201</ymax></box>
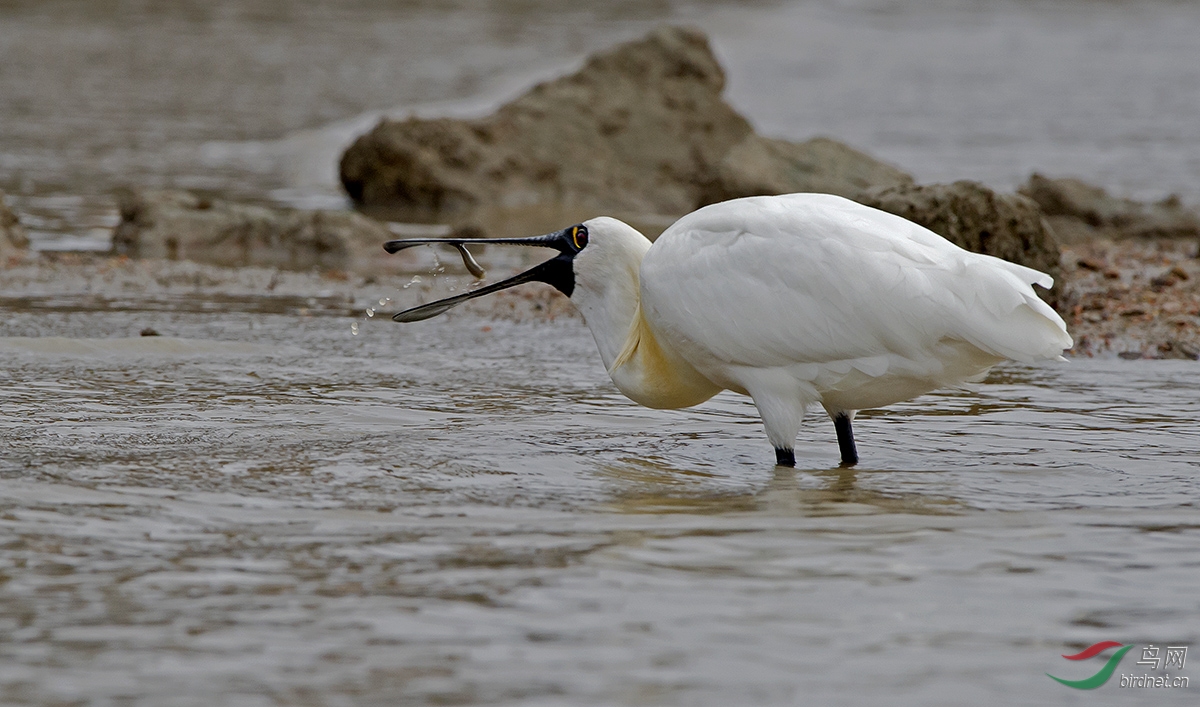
<box><xmin>601</xmin><ymin>460</ymin><xmax>961</xmax><ymax>517</ymax></box>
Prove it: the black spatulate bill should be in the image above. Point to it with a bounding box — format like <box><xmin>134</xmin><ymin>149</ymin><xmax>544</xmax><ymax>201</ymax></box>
<box><xmin>383</xmin><ymin>224</ymin><xmax>589</xmax><ymax>322</ymax></box>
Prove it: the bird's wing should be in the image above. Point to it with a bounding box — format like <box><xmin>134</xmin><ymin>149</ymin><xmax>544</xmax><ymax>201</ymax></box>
<box><xmin>640</xmin><ymin>194</ymin><xmax>1071</xmax><ymax>373</ymax></box>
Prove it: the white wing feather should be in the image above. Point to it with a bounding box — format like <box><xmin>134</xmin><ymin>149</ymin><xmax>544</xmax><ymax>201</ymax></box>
<box><xmin>640</xmin><ymin>194</ymin><xmax>1072</xmax><ymax>377</ymax></box>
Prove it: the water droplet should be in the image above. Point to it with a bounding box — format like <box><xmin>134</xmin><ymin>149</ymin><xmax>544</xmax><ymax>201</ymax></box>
<box><xmin>366</xmin><ymin>308</ymin><xmax>375</xmax><ymax>317</ymax></box>
<box><xmin>350</xmin><ymin>322</ymin><xmax>359</xmax><ymax>336</ymax></box>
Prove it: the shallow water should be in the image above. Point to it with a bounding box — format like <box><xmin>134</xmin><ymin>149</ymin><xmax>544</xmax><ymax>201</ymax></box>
<box><xmin>1</xmin><ymin>299</ymin><xmax>1197</xmax><ymax>705</ymax></box>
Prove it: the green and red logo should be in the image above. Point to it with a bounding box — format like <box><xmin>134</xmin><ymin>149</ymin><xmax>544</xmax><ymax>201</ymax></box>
<box><xmin>1047</xmin><ymin>641</ymin><xmax>1132</xmax><ymax>689</ymax></box>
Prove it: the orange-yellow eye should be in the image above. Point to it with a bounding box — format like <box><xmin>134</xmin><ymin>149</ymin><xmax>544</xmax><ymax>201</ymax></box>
<box><xmin>572</xmin><ymin>225</ymin><xmax>588</xmax><ymax>250</ymax></box>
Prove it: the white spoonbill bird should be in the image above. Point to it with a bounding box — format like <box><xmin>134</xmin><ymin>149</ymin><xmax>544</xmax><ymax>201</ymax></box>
<box><xmin>384</xmin><ymin>193</ymin><xmax>1072</xmax><ymax>467</ymax></box>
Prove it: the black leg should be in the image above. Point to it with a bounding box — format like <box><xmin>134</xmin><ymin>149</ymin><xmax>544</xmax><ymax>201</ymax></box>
<box><xmin>833</xmin><ymin>413</ymin><xmax>858</xmax><ymax>467</ymax></box>
<box><xmin>774</xmin><ymin>447</ymin><xmax>796</xmax><ymax>467</ymax></box>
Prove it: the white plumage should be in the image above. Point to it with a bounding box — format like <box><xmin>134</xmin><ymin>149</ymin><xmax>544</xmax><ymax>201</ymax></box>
<box><xmin>386</xmin><ymin>193</ymin><xmax>1072</xmax><ymax>466</ymax></box>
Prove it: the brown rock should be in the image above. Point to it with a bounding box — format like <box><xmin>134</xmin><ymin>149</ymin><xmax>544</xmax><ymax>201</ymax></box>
<box><xmin>339</xmin><ymin>26</ymin><xmax>912</xmax><ymax>225</ymax></box>
<box><xmin>341</xmin><ymin>26</ymin><xmax>752</xmax><ymax>220</ymax></box>
<box><xmin>1158</xmin><ymin>339</ymin><xmax>1199</xmax><ymax>360</ymax></box>
<box><xmin>703</xmin><ymin>136</ymin><xmax>913</xmax><ymax>204</ymax></box>
<box><xmin>1</xmin><ymin>189</ymin><xmax>29</xmax><ymax>259</ymax></box>
<box><xmin>857</xmin><ymin>181</ymin><xmax>1063</xmax><ymax>307</ymax></box>
<box><xmin>110</xmin><ymin>189</ymin><xmax>395</xmax><ymax>273</ymax></box>
<box><xmin>1020</xmin><ymin>173</ymin><xmax>1200</xmax><ymax>242</ymax></box>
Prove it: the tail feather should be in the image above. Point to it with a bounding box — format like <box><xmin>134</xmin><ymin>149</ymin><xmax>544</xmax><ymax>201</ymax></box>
<box><xmin>957</xmin><ymin>259</ymin><xmax>1072</xmax><ymax>363</ymax></box>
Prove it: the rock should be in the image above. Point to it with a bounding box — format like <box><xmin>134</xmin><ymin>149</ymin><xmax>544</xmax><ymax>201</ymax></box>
<box><xmin>858</xmin><ymin>181</ymin><xmax>1063</xmax><ymax>306</ymax></box>
<box><xmin>1020</xmin><ymin>173</ymin><xmax>1200</xmax><ymax>243</ymax></box>
<box><xmin>110</xmin><ymin>189</ymin><xmax>396</xmax><ymax>273</ymax></box>
<box><xmin>1158</xmin><ymin>339</ymin><xmax>1200</xmax><ymax>360</ymax></box>
<box><xmin>1</xmin><ymin>189</ymin><xmax>29</xmax><ymax>260</ymax></box>
<box><xmin>703</xmin><ymin>136</ymin><xmax>913</xmax><ymax>204</ymax></box>
<box><xmin>340</xmin><ymin>26</ymin><xmax>911</xmax><ymax>225</ymax></box>
<box><xmin>341</xmin><ymin>26</ymin><xmax>751</xmax><ymax>220</ymax></box>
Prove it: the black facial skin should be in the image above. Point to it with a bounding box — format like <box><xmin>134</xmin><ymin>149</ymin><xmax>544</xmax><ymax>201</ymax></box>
<box><xmin>383</xmin><ymin>224</ymin><xmax>588</xmax><ymax>322</ymax></box>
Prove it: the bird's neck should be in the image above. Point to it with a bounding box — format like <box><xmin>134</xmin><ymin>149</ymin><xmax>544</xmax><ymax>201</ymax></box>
<box><xmin>572</xmin><ymin>227</ymin><xmax>720</xmax><ymax>410</ymax></box>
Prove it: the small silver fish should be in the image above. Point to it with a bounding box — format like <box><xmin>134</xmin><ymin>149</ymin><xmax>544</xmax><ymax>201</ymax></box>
<box><xmin>454</xmin><ymin>243</ymin><xmax>486</xmax><ymax>279</ymax></box>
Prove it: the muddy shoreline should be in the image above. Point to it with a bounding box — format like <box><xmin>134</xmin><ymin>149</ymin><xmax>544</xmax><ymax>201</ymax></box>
<box><xmin>1059</xmin><ymin>239</ymin><xmax>1200</xmax><ymax>359</ymax></box>
<box><xmin>2</xmin><ymin>237</ymin><xmax>1197</xmax><ymax>360</ymax></box>
<box><xmin>0</xmin><ymin>251</ymin><xmax>577</xmax><ymax>331</ymax></box>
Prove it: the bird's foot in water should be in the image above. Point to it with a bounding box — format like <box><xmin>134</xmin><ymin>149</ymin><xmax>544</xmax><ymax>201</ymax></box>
<box><xmin>833</xmin><ymin>413</ymin><xmax>859</xmax><ymax>467</ymax></box>
<box><xmin>774</xmin><ymin>447</ymin><xmax>796</xmax><ymax>467</ymax></box>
